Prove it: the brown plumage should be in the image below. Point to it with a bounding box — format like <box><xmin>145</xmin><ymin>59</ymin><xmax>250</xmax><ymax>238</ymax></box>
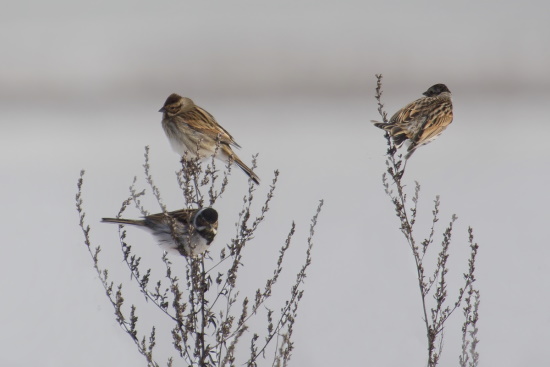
<box><xmin>159</xmin><ymin>94</ymin><xmax>260</xmax><ymax>184</ymax></box>
<box><xmin>372</xmin><ymin>84</ymin><xmax>453</xmax><ymax>159</ymax></box>
<box><xmin>102</xmin><ymin>207</ymin><xmax>218</xmax><ymax>257</ymax></box>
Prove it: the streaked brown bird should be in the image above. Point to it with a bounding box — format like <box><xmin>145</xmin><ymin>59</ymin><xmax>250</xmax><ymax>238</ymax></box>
<box><xmin>102</xmin><ymin>207</ymin><xmax>218</xmax><ymax>257</ymax></box>
<box><xmin>159</xmin><ymin>94</ymin><xmax>260</xmax><ymax>184</ymax></box>
<box><xmin>372</xmin><ymin>83</ymin><xmax>453</xmax><ymax>160</ymax></box>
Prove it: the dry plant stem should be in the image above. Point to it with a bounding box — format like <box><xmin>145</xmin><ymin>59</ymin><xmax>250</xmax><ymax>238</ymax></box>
<box><xmin>207</xmin><ymin>169</ymin><xmax>279</xmax><ymax>316</ymax></box>
<box><xmin>205</xmin><ymin>139</ymin><xmax>231</xmax><ymax>207</ymax></box>
<box><xmin>195</xmin><ymin>259</ymin><xmax>210</xmax><ymax>366</ymax></box>
<box><xmin>143</xmin><ymin>146</ymin><xmax>168</xmax><ymax>213</ymax></box>
<box><xmin>208</xmin><ymin>169</ymin><xmax>279</xmax><ymax>318</ymax></box>
<box><xmin>375</xmin><ymin>74</ymin><xmax>480</xmax><ymax>367</ymax></box>
<box><xmin>76</xmin><ymin>171</ymin><xmax>161</xmax><ymax>367</ymax></box>
<box><xmin>251</xmin><ymin>199</ymin><xmax>323</xmax><ymax>366</ymax></box>
<box><xmin>376</xmin><ymin>76</ymin><xmax>431</xmax><ymax>356</ymax></box>
<box><xmin>118</xmin><ymin>195</ymin><xmax>181</xmax><ymax>321</ymax></box>
<box><xmin>214</xmin><ymin>172</ymin><xmax>284</xmax><ymax>365</ymax></box>
<box><xmin>459</xmin><ymin>228</ymin><xmax>480</xmax><ymax>367</ymax></box>
<box><xmin>77</xmin><ymin>145</ymin><xmax>322</xmax><ymax>366</ymax></box>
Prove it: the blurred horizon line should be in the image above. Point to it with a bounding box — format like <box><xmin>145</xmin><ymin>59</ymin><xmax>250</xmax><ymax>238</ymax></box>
<box><xmin>1</xmin><ymin>77</ymin><xmax>548</xmax><ymax>103</ymax></box>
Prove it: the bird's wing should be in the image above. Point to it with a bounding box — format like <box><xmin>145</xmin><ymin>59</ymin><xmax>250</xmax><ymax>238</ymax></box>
<box><xmin>415</xmin><ymin>102</ymin><xmax>453</xmax><ymax>143</ymax></box>
<box><xmin>179</xmin><ymin>107</ymin><xmax>242</xmax><ymax>148</ymax></box>
<box><xmin>389</xmin><ymin>97</ymin><xmax>439</xmax><ymax>127</ymax></box>
<box><xmin>166</xmin><ymin>209</ymin><xmax>195</xmax><ymax>225</ymax></box>
<box><xmin>144</xmin><ymin>209</ymin><xmax>194</xmax><ymax>226</ymax></box>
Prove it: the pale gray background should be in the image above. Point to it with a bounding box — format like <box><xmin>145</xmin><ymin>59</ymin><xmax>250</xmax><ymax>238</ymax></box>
<box><xmin>1</xmin><ymin>1</ymin><xmax>549</xmax><ymax>366</ymax></box>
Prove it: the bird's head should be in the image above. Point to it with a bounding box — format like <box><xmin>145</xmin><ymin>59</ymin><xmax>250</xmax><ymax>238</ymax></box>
<box><xmin>159</xmin><ymin>93</ymin><xmax>195</xmax><ymax>116</ymax></box>
<box><xmin>192</xmin><ymin>207</ymin><xmax>218</xmax><ymax>244</ymax></box>
<box><xmin>423</xmin><ymin>84</ymin><xmax>451</xmax><ymax>97</ymax></box>
<box><xmin>193</xmin><ymin>207</ymin><xmax>218</xmax><ymax>234</ymax></box>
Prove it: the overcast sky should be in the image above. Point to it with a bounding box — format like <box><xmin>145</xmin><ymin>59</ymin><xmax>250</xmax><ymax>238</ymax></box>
<box><xmin>1</xmin><ymin>1</ymin><xmax>549</xmax><ymax>366</ymax></box>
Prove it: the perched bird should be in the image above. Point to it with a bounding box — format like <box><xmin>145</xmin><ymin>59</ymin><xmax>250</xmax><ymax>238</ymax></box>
<box><xmin>159</xmin><ymin>94</ymin><xmax>260</xmax><ymax>184</ymax></box>
<box><xmin>102</xmin><ymin>207</ymin><xmax>218</xmax><ymax>257</ymax></box>
<box><xmin>372</xmin><ymin>83</ymin><xmax>453</xmax><ymax>160</ymax></box>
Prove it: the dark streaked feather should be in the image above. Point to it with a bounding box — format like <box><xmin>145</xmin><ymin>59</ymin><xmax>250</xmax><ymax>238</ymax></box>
<box><xmin>227</xmin><ymin>148</ymin><xmax>261</xmax><ymax>185</ymax></box>
<box><xmin>176</xmin><ymin>106</ymin><xmax>242</xmax><ymax>149</ymax></box>
<box><xmin>100</xmin><ymin>217</ymin><xmax>145</xmax><ymax>226</ymax></box>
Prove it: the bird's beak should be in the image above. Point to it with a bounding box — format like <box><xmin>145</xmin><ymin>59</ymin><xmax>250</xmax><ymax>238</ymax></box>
<box><xmin>158</xmin><ymin>107</ymin><xmax>166</xmax><ymax>113</ymax></box>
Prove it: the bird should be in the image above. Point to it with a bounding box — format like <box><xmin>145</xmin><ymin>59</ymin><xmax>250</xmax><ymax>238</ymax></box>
<box><xmin>102</xmin><ymin>207</ymin><xmax>218</xmax><ymax>257</ymax></box>
<box><xmin>372</xmin><ymin>83</ymin><xmax>453</xmax><ymax>160</ymax></box>
<box><xmin>159</xmin><ymin>94</ymin><xmax>260</xmax><ymax>185</ymax></box>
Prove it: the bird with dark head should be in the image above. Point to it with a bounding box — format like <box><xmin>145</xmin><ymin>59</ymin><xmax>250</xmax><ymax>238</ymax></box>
<box><xmin>102</xmin><ymin>207</ymin><xmax>218</xmax><ymax>257</ymax></box>
<box><xmin>372</xmin><ymin>83</ymin><xmax>453</xmax><ymax>160</ymax></box>
<box><xmin>159</xmin><ymin>94</ymin><xmax>260</xmax><ymax>185</ymax></box>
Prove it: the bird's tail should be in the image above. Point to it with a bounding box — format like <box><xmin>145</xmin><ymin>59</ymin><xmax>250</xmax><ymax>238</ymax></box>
<box><xmin>220</xmin><ymin>145</ymin><xmax>260</xmax><ymax>184</ymax></box>
<box><xmin>371</xmin><ymin>120</ymin><xmax>388</xmax><ymax>130</ymax></box>
<box><xmin>233</xmin><ymin>156</ymin><xmax>260</xmax><ymax>185</ymax></box>
<box><xmin>371</xmin><ymin>120</ymin><xmax>408</xmax><ymax>149</ymax></box>
<box><xmin>404</xmin><ymin>144</ymin><xmax>418</xmax><ymax>160</ymax></box>
<box><xmin>101</xmin><ymin>218</ymin><xmax>145</xmax><ymax>226</ymax></box>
